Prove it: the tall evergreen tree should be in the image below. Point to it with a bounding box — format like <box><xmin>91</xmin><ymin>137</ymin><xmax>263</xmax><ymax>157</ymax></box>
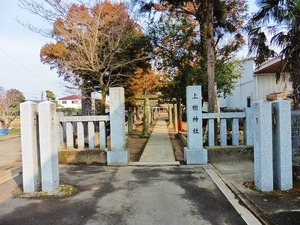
<box><xmin>134</xmin><ymin>0</ymin><xmax>248</xmax><ymax>112</ymax></box>
<box><xmin>247</xmin><ymin>0</ymin><xmax>300</xmax><ymax>107</ymax></box>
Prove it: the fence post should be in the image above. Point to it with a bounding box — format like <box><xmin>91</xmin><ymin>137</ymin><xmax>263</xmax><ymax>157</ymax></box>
<box><xmin>168</xmin><ymin>105</ymin><xmax>173</xmax><ymax>128</ymax></box>
<box><xmin>38</xmin><ymin>101</ymin><xmax>59</xmax><ymax>192</ymax></box>
<box><xmin>184</xmin><ymin>85</ymin><xmax>207</xmax><ymax>164</ymax></box>
<box><xmin>244</xmin><ymin>107</ymin><xmax>254</xmax><ymax>145</ymax></box>
<box><xmin>20</xmin><ymin>101</ymin><xmax>41</xmax><ymax>193</ymax></box>
<box><xmin>88</xmin><ymin>121</ymin><xmax>95</xmax><ymax>148</ymax></box>
<box><xmin>56</xmin><ymin>112</ymin><xmax>64</xmax><ymax>150</ymax></box>
<box><xmin>174</xmin><ymin>103</ymin><xmax>178</xmax><ymax>133</ymax></box>
<box><xmin>253</xmin><ymin>101</ymin><xmax>273</xmax><ymax>192</ymax></box>
<box><xmin>220</xmin><ymin>119</ymin><xmax>227</xmax><ymax>146</ymax></box>
<box><xmin>77</xmin><ymin>122</ymin><xmax>85</xmax><ymax>149</ymax></box>
<box><xmin>100</xmin><ymin>121</ymin><xmax>107</xmax><ymax>149</ymax></box>
<box><xmin>128</xmin><ymin>108</ymin><xmax>133</xmax><ymax>135</ymax></box>
<box><xmin>272</xmin><ymin>100</ymin><xmax>293</xmax><ymax>190</ymax></box>
<box><xmin>231</xmin><ymin>118</ymin><xmax>239</xmax><ymax>146</ymax></box>
<box><xmin>107</xmin><ymin>87</ymin><xmax>128</xmax><ymax>165</ymax></box>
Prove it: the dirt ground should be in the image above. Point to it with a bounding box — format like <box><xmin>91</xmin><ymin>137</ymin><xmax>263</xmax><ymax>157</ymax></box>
<box><xmin>126</xmin><ymin>119</ymin><xmax>185</xmax><ymax>163</ymax></box>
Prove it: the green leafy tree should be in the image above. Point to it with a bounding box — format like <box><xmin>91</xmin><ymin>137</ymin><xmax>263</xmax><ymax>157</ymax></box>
<box><xmin>147</xmin><ymin>10</ymin><xmax>242</xmax><ymax>104</ymax></box>
<box><xmin>135</xmin><ymin>0</ymin><xmax>248</xmax><ymax>112</ymax></box>
<box><xmin>247</xmin><ymin>0</ymin><xmax>300</xmax><ymax>108</ymax></box>
<box><xmin>45</xmin><ymin>90</ymin><xmax>57</xmax><ymax>103</ymax></box>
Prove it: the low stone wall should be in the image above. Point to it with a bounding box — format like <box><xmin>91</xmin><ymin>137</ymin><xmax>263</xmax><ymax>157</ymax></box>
<box><xmin>178</xmin><ymin>132</ymin><xmax>253</xmax><ymax>162</ymax></box>
<box><xmin>59</xmin><ymin>150</ymin><xmax>107</xmax><ymax>165</ymax></box>
<box><xmin>206</xmin><ymin>145</ymin><xmax>253</xmax><ymax>163</ymax></box>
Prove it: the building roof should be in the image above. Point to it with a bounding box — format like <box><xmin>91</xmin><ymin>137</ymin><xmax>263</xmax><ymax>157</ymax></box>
<box><xmin>59</xmin><ymin>95</ymin><xmax>82</xmax><ymax>100</ymax></box>
<box><xmin>254</xmin><ymin>57</ymin><xmax>289</xmax><ymax>74</ymax></box>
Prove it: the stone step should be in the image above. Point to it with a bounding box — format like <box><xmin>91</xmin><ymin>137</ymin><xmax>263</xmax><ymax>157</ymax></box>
<box><xmin>0</xmin><ymin>165</ymin><xmax>22</xmax><ymax>185</ymax></box>
<box><xmin>129</xmin><ymin>161</ymin><xmax>180</xmax><ymax>166</ymax></box>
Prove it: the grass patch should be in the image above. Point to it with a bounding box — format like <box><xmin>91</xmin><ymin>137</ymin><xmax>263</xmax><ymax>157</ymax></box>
<box><xmin>0</xmin><ymin>128</ymin><xmax>21</xmax><ymax>140</ymax></box>
<box><xmin>0</xmin><ymin>117</ymin><xmax>21</xmax><ymax>140</ymax></box>
<box><xmin>138</xmin><ymin>134</ymin><xmax>150</xmax><ymax>138</ymax></box>
<box><xmin>13</xmin><ymin>184</ymin><xmax>78</xmax><ymax>199</ymax></box>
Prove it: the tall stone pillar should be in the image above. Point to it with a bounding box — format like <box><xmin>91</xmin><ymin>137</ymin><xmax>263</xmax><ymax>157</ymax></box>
<box><xmin>253</xmin><ymin>101</ymin><xmax>273</xmax><ymax>192</ymax></box>
<box><xmin>38</xmin><ymin>101</ymin><xmax>59</xmax><ymax>192</ymax></box>
<box><xmin>20</xmin><ymin>101</ymin><xmax>41</xmax><ymax>193</ymax></box>
<box><xmin>107</xmin><ymin>87</ymin><xmax>128</xmax><ymax>165</ymax></box>
<box><xmin>272</xmin><ymin>100</ymin><xmax>293</xmax><ymax>190</ymax></box>
<box><xmin>184</xmin><ymin>86</ymin><xmax>207</xmax><ymax>164</ymax></box>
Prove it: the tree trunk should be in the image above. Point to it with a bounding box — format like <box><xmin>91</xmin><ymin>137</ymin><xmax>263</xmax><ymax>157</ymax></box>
<box><xmin>100</xmin><ymin>86</ymin><xmax>108</xmax><ymax>115</ymax></box>
<box><xmin>81</xmin><ymin>88</ymin><xmax>92</xmax><ymax>116</ymax></box>
<box><xmin>0</xmin><ymin>118</ymin><xmax>6</xmax><ymax>129</ymax></box>
<box><xmin>5</xmin><ymin>117</ymin><xmax>16</xmax><ymax>129</ymax></box>
<box><xmin>0</xmin><ymin>116</ymin><xmax>16</xmax><ymax>130</ymax></box>
<box><xmin>207</xmin><ymin>0</ymin><xmax>215</xmax><ymax>113</ymax></box>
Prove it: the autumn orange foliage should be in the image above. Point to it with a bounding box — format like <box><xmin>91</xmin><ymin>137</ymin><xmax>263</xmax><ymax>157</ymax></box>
<box><xmin>39</xmin><ymin>1</ymin><xmax>148</xmax><ymax>114</ymax></box>
<box><xmin>126</xmin><ymin>68</ymin><xmax>162</xmax><ymax>105</ymax></box>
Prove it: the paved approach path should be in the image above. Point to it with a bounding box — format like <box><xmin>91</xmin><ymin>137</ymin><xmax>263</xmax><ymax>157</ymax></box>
<box><xmin>0</xmin><ymin>165</ymin><xmax>249</xmax><ymax>225</ymax></box>
<box><xmin>132</xmin><ymin>114</ymin><xmax>180</xmax><ymax>166</ymax></box>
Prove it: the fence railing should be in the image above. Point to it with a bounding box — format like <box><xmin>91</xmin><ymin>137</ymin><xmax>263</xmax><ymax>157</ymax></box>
<box><xmin>57</xmin><ymin>115</ymin><xmax>110</xmax><ymax>150</ymax></box>
<box><xmin>202</xmin><ymin>109</ymin><xmax>253</xmax><ymax>147</ymax></box>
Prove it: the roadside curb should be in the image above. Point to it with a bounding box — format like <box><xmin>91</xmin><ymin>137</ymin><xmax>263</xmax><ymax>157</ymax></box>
<box><xmin>208</xmin><ymin>163</ymin><xmax>272</xmax><ymax>225</ymax></box>
<box><xmin>0</xmin><ymin>136</ymin><xmax>20</xmax><ymax>142</ymax></box>
<box><xmin>178</xmin><ymin>132</ymin><xmax>187</xmax><ymax>147</ymax></box>
<box><xmin>0</xmin><ymin>165</ymin><xmax>22</xmax><ymax>185</ymax></box>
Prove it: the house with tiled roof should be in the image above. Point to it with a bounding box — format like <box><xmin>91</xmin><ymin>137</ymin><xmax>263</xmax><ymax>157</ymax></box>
<box><xmin>58</xmin><ymin>95</ymin><xmax>82</xmax><ymax>109</ymax></box>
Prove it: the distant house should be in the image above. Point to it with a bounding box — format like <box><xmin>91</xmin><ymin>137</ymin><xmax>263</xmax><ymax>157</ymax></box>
<box><xmin>219</xmin><ymin>58</ymin><xmax>293</xmax><ymax>109</ymax></box>
<box><xmin>58</xmin><ymin>95</ymin><xmax>82</xmax><ymax>109</ymax></box>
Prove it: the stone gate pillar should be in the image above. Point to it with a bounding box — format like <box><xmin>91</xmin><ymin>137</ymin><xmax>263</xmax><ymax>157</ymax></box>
<box><xmin>272</xmin><ymin>100</ymin><xmax>293</xmax><ymax>190</ymax></box>
<box><xmin>107</xmin><ymin>87</ymin><xmax>129</xmax><ymax>165</ymax></box>
<box><xmin>184</xmin><ymin>86</ymin><xmax>207</xmax><ymax>164</ymax></box>
<box><xmin>38</xmin><ymin>101</ymin><xmax>59</xmax><ymax>192</ymax></box>
<box><xmin>20</xmin><ymin>101</ymin><xmax>41</xmax><ymax>193</ymax></box>
<box><xmin>253</xmin><ymin>101</ymin><xmax>273</xmax><ymax>192</ymax></box>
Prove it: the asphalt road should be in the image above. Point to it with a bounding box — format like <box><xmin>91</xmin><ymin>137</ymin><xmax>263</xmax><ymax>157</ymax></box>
<box><xmin>0</xmin><ymin>137</ymin><xmax>21</xmax><ymax>167</ymax></box>
<box><xmin>0</xmin><ymin>165</ymin><xmax>247</xmax><ymax>225</ymax></box>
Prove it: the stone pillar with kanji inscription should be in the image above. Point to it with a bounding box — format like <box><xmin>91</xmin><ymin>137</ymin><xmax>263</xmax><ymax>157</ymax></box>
<box><xmin>184</xmin><ymin>86</ymin><xmax>208</xmax><ymax>164</ymax></box>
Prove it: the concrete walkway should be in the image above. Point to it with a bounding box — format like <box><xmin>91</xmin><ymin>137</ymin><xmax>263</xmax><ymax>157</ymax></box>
<box><xmin>130</xmin><ymin>115</ymin><xmax>180</xmax><ymax>166</ymax></box>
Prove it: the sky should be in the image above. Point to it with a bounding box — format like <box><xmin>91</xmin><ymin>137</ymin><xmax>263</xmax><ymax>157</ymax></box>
<box><xmin>0</xmin><ymin>0</ymin><xmax>258</xmax><ymax>100</ymax></box>
<box><xmin>0</xmin><ymin>0</ymin><xmax>69</xmax><ymax>100</ymax></box>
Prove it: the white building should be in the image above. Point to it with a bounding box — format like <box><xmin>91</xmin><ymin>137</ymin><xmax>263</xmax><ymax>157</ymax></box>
<box><xmin>220</xmin><ymin>58</ymin><xmax>293</xmax><ymax>109</ymax></box>
<box><xmin>58</xmin><ymin>95</ymin><xmax>82</xmax><ymax>109</ymax></box>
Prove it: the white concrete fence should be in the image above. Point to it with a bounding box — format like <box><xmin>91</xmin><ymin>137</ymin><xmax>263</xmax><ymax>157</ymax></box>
<box><xmin>185</xmin><ymin>86</ymin><xmax>293</xmax><ymax>192</ymax></box>
<box><xmin>20</xmin><ymin>87</ymin><xmax>127</xmax><ymax>193</ymax></box>
<box><xmin>202</xmin><ymin>109</ymin><xmax>253</xmax><ymax>147</ymax></box>
<box><xmin>57</xmin><ymin>115</ymin><xmax>109</xmax><ymax>150</ymax></box>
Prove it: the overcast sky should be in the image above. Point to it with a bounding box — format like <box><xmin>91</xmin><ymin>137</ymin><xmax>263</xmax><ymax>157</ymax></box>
<box><xmin>0</xmin><ymin>0</ymin><xmax>258</xmax><ymax>100</ymax></box>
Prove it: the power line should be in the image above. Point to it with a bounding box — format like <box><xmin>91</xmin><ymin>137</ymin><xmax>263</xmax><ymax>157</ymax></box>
<box><xmin>0</xmin><ymin>47</ymin><xmax>59</xmax><ymax>86</ymax></box>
